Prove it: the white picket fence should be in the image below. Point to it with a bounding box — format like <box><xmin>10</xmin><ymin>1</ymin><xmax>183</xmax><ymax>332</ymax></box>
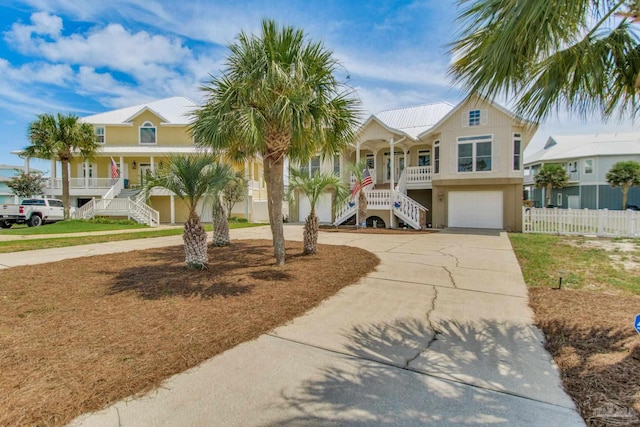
<box><xmin>523</xmin><ymin>207</ymin><xmax>640</xmax><ymax>237</ymax></box>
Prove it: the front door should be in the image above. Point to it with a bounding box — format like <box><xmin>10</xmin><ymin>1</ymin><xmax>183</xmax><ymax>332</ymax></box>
<box><xmin>139</xmin><ymin>163</ymin><xmax>152</xmax><ymax>186</ymax></box>
<box><xmin>384</xmin><ymin>154</ymin><xmax>405</xmax><ymax>183</ymax></box>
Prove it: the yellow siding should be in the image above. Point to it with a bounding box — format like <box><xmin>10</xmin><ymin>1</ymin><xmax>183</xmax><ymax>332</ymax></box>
<box><xmin>102</xmin><ymin>110</ymin><xmax>193</xmax><ymax>146</ymax></box>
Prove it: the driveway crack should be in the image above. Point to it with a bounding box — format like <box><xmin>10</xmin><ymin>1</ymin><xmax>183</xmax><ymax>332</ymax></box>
<box><xmin>404</xmin><ymin>286</ymin><xmax>440</xmax><ymax>368</ymax></box>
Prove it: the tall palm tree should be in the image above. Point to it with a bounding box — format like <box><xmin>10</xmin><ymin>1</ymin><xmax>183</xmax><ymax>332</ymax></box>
<box><xmin>191</xmin><ymin>19</ymin><xmax>360</xmax><ymax>265</ymax></box>
<box><xmin>606</xmin><ymin>160</ymin><xmax>640</xmax><ymax>209</ymax></box>
<box><xmin>287</xmin><ymin>168</ymin><xmax>349</xmax><ymax>254</ymax></box>
<box><xmin>23</xmin><ymin>113</ymin><xmax>97</xmax><ymax>219</ymax></box>
<box><xmin>346</xmin><ymin>160</ymin><xmax>370</xmax><ymax>228</ymax></box>
<box><xmin>534</xmin><ymin>164</ymin><xmax>569</xmax><ymax>207</ymax></box>
<box><xmin>449</xmin><ymin>0</ymin><xmax>640</xmax><ymax>122</ymax></box>
<box><xmin>144</xmin><ymin>155</ymin><xmax>232</xmax><ymax>269</ymax></box>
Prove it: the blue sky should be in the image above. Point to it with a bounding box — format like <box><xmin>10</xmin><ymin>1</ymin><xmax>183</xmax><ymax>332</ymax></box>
<box><xmin>0</xmin><ymin>0</ymin><xmax>637</xmax><ymax>171</ymax></box>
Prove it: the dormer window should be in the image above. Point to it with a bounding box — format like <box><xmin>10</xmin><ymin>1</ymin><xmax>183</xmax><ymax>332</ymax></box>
<box><xmin>94</xmin><ymin>127</ymin><xmax>105</xmax><ymax>144</ymax></box>
<box><xmin>469</xmin><ymin>110</ymin><xmax>481</xmax><ymax>126</ymax></box>
<box><xmin>139</xmin><ymin>121</ymin><xmax>157</xmax><ymax>144</ymax></box>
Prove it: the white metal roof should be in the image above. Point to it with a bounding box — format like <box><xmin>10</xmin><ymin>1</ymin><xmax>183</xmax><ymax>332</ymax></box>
<box><xmin>525</xmin><ymin>133</ymin><xmax>640</xmax><ymax>164</ymax></box>
<box><xmin>373</xmin><ymin>102</ymin><xmax>455</xmax><ymax>139</ymax></box>
<box><xmin>81</xmin><ymin>96</ymin><xmax>198</xmax><ymax>125</ymax></box>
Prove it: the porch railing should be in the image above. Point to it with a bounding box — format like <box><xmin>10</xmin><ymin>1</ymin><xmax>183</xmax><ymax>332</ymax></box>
<box><xmin>45</xmin><ymin>177</ymin><xmax>117</xmax><ymax>189</ymax></box>
<box><xmin>404</xmin><ymin>166</ymin><xmax>432</xmax><ymax>185</ymax></box>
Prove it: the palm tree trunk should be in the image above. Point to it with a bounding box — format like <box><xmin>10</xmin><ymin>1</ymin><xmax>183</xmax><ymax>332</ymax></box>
<box><xmin>303</xmin><ymin>212</ymin><xmax>319</xmax><ymax>255</ymax></box>
<box><xmin>212</xmin><ymin>195</ymin><xmax>230</xmax><ymax>247</ymax></box>
<box><xmin>264</xmin><ymin>155</ymin><xmax>286</xmax><ymax>265</ymax></box>
<box><xmin>61</xmin><ymin>159</ymin><xmax>71</xmax><ymax>219</ymax></box>
<box><xmin>622</xmin><ymin>184</ymin><xmax>630</xmax><ymax>210</ymax></box>
<box><xmin>183</xmin><ymin>214</ymin><xmax>208</xmax><ymax>269</ymax></box>
<box><xmin>358</xmin><ymin>189</ymin><xmax>367</xmax><ymax>227</ymax></box>
<box><xmin>545</xmin><ymin>184</ymin><xmax>552</xmax><ymax>206</ymax></box>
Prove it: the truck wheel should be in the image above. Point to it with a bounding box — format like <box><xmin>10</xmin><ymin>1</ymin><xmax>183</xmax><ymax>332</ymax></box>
<box><xmin>0</xmin><ymin>221</ymin><xmax>11</xmax><ymax>229</ymax></box>
<box><xmin>28</xmin><ymin>215</ymin><xmax>43</xmax><ymax>227</ymax></box>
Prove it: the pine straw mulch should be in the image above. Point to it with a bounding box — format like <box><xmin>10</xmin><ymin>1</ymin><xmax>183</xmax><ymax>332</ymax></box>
<box><xmin>529</xmin><ymin>288</ymin><xmax>640</xmax><ymax>426</ymax></box>
<box><xmin>0</xmin><ymin>240</ymin><xmax>379</xmax><ymax>427</ymax></box>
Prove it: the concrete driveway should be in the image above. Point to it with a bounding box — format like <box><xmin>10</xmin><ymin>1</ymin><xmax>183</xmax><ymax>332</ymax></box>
<box><xmin>1</xmin><ymin>225</ymin><xmax>584</xmax><ymax>426</ymax></box>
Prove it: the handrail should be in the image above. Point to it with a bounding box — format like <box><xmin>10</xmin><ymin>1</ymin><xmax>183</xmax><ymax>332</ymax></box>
<box><xmin>333</xmin><ymin>200</ymin><xmax>357</xmax><ymax>226</ymax></box>
<box><xmin>102</xmin><ymin>178</ymin><xmax>124</xmax><ymax>200</ymax></box>
<box><xmin>72</xmin><ymin>197</ymin><xmax>96</xmax><ymax>219</ymax></box>
<box><xmin>395</xmin><ymin>170</ymin><xmax>407</xmax><ymax>194</ymax></box>
<box><xmin>392</xmin><ymin>191</ymin><xmax>428</xmax><ymax>230</ymax></box>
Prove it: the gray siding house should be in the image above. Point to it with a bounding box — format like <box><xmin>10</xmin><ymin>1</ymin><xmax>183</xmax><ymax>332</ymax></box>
<box><xmin>524</xmin><ymin>133</ymin><xmax>640</xmax><ymax>209</ymax></box>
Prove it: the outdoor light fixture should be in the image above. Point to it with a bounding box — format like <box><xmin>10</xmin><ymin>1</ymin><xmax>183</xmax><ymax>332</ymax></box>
<box><xmin>437</xmin><ymin>190</ymin><xmax>444</xmax><ymax>201</ymax></box>
<box><xmin>557</xmin><ymin>270</ymin><xmax>566</xmax><ymax>289</ymax></box>
<box><xmin>132</xmin><ymin>161</ymin><xmax>137</xmax><ymax>169</ymax></box>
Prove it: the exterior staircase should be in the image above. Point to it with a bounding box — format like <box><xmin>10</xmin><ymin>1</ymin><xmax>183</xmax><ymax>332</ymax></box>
<box><xmin>72</xmin><ymin>179</ymin><xmax>159</xmax><ymax>227</ymax></box>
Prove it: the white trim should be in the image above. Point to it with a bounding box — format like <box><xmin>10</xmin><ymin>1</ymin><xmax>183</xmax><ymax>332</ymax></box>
<box><xmin>456</xmin><ymin>134</ymin><xmax>494</xmax><ymax>173</ymax></box>
<box><xmin>94</xmin><ymin>126</ymin><xmax>105</xmax><ymax>144</ymax></box>
<box><xmin>139</xmin><ymin>121</ymin><xmax>157</xmax><ymax>145</ymax></box>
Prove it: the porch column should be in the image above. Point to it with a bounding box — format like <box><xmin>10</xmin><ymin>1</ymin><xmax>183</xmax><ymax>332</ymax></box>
<box><xmin>170</xmin><ymin>194</ymin><xmax>175</xmax><ymax>224</ymax></box>
<box><xmin>372</xmin><ymin>149</ymin><xmax>379</xmax><ymax>184</ymax></box>
<box><xmin>389</xmin><ymin>138</ymin><xmax>396</xmax><ymax>228</ymax></box>
<box><xmin>355</xmin><ymin>141</ymin><xmax>361</xmax><ymax>226</ymax></box>
<box><xmin>150</xmin><ymin>156</ymin><xmax>155</xmax><ymax>172</ymax></box>
<box><xmin>119</xmin><ymin>156</ymin><xmax>124</xmax><ymax>177</ymax></box>
<box><xmin>51</xmin><ymin>159</ymin><xmax>57</xmax><ymax>179</ymax></box>
<box><xmin>24</xmin><ymin>157</ymin><xmax>30</xmax><ymax>173</ymax></box>
<box><xmin>84</xmin><ymin>160</ymin><xmax>89</xmax><ymax>188</ymax></box>
<box><xmin>244</xmin><ymin>160</ymin><xmax>250</xmax><ymax>220</ymax></box>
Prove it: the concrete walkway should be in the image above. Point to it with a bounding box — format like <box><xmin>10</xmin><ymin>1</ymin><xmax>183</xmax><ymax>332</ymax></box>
<box><xmin>1</xmin><ymin>225</ymin><xmax>584</xmax><ymax>426</ymax></box>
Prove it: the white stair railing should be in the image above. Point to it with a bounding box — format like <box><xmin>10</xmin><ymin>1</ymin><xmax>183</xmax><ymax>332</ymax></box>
<box><xmin>129</xmin><ymin>198</ymin><xmax>160</xmax><ymax>227</ymax></box>
<box><xmin>333</xmin><ymin>200</ymin><xmax>357</xmax><ymax>226</ymax></box>
<box><xmin>395</xmin><ymin>170</ymin><xmax>407</xmax><ymax>194</ymax></box>
<box><xmin>72</xmin><ymin>198</ymin><xmax>96</xmax><ymax>219</ymax></box>
<box><xmin>392</xmin><ymin>191</ymin><xmax>427</xmax><ymax>230</ymax></box>
<box><xmin>102</xmin><ymin>178</ymin><xmax>124</xmax><ymax>200</ymax></box>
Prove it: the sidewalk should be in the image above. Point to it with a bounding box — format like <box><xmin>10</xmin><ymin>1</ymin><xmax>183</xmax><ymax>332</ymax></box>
<box><xmin>2</xmin><ymin>225</ymin><xmax>584</xmax><ymax>426</ymax></box>
<box><xmin>0</xmin><ymin>224</ymin><xmax>184</xmax><ymax>241</ymax></box>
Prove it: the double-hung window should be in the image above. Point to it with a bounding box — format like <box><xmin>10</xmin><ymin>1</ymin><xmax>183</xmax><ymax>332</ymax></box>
<box><xmin>434</xmin><ymin>141</ymin><xmax>440</xmax><ymax>174</ymax></box>
<box><xmin>94</xmin><ymin>127</ymin><xmax>105</xmax><ymax>144</ymax></box>
<box><xmin>457</xmin><ymin>135</ymin><xmax>492</xmax><ymax>172</ymax></box>
<box><xmin>418</xmin><ymin>149</ymin><xmax>431</xmax><ymax>167</ymax></box>
<box><xmin>333</xmin><ymin>155</ymin><xmax>340</xmax><ymax>176</ymax></box>
<box><xmin>300</xmin><ymin>155</ymin><xmax>321</xmax><ymax>177</ymax></box>
<box><xmin>139</xmin><ymin>121</ymin><xmax>157</xmax><ymax>144</ymax></box>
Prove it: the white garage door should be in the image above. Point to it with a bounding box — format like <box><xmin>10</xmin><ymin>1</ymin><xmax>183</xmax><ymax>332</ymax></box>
<box><xmin>448</xmin><ymin>191</ymin><xmax>503</xmax><ymax>229</ymax></box>
<box><xmin>299</xmin><ymin>193</ymin><xmax>332</xmax><ymax>223</ymax></box>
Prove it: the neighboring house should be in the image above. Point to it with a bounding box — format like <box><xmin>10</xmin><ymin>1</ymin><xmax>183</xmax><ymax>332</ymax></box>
<box><xmin>524</xmin><ymin>133</ymin><xmax>640</xmax><ymax>209</ymax></box>
<box><xmin>0</xmin><ymin>164</ymin><xmax>42</xmax><ymax>204</ymax></box>
<box><xmin>13</xmin><ymin>97</ymin><xmax>267</xmax><ymax>224</ymax></box>
<box><xmin>291</xmin><ymin>97</ymin><xmax>535</xmax><ymax>231</ymax></box>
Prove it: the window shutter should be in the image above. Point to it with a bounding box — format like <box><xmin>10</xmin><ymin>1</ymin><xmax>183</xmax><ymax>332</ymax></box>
<box><xmin>451</xmin><ymin>141</ymin><xmax>457</xmax><ymax>173</ymax></box>
<box><xmin>481</xmin><ymin>109</ymin><xmax>488</xmax><ymax>125</ymax></box>
<box><xmin>461</xmin><ymin>111</ymin><xmax>469</xmax><ymax>127</ymax></box>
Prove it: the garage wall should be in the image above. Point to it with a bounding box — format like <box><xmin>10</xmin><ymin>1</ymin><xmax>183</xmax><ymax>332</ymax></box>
<box><xmin>299</xmin><ymin>193</ymin><xmax>332</xmax><ymax>223</ymax></box>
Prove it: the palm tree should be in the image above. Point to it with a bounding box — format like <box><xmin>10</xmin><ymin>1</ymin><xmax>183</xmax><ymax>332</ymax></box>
<box><xmin>23</xmin><ymin>113</ymin><xmax>97</xmax><ymax>219</ymax></box>
<box><xmin>449</xmin><ymin>1</ymin><xmax>640</xmax><ymax>122</ymax></box>
<box><xmin>287</xmin><ymin>168</ymin><xmax>349</xmax><ymax>254</ymax></box>
<box><xmin>606</xmin><ymin>160</ymin><xmax>640</xmax><ymax>209</ymax></box>
<box><xmin>191</xmin><ymin>19</ymin><xmax>360</xmax><ymax>265</ymax></box>
<box><xmin>534</xmin><ymin>164</ymin><xmax>569</xmax><ymax>207</ymax></box>
<box><xmin>211</xmin><ymin>171</ymin><xmax>248</xmax><ymax>247</ymax></box>
<box><xmin>346</xmin><ymin>160</ymin><xmax>370</xmax><ymax>228</ymax></box>
<box><xmin>144</xmin><ymin>155</ymin><xmax>233</xmax><ymax>269</ymax></box>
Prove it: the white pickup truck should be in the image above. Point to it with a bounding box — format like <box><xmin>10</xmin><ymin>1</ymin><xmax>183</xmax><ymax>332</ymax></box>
<box><xmin>0</xmin><ymin>198</ymin><xmax>65</xmax><ymax>228</ymax></box>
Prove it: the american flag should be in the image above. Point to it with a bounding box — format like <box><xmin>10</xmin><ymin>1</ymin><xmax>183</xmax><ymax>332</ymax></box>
<box><xmin>351</xmin><ymin>168</ymin><xmax>373</xmax><ymax>197</ymax></box>
<box><xmin>110</xmin><ymin>158</ymin><xmax>119</xmax><ymax>179</ymax></box>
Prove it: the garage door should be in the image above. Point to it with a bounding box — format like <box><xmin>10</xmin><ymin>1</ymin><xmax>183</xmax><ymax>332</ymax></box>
<box><xmin>299</xmin><ymin>193</ymin><xmax>332</xmax><ymax>223</ymax></box>
<box><xmin>448</xmin><ymin>191</ymin><xmax>503</xmax><ymax>229</ymax></box>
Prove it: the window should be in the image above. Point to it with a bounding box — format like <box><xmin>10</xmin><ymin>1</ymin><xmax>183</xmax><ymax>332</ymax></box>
<box><xmin>457</xmin><ymin>135</ymin><xmax>492</xmax><ymax>172</ymax></box>
<box><xmin>469</xmin><ymin>109</ymin><xmax>481</xmax><ymax>126</ymax></box>
<box><xmin>94</xmin><ymin>127</ymin><xmax>105</xmax><ymax>144</ymax></box>
<box><xmin>434</xmin><ymin>141</ymin><xmax>440</xmax><ymax>174</ymax></box>
<box><xmin>584</xmin><ymin>159</ymin><xmax>593</xmax><ymax>174</ymax></box>
<box><xmin>557</xmin><ymin>193</ymin><xmax>562</xmax><ymax>206</ymax></box>
<box><xmin>365</xmin><ymin>153</ymin><xmax>375</xmax><ymax>170</ymax></box>
<box><xmin>300</xmin><ymin>155</ymin><xmax>321</xmax><ymax>177</ymax></box>
<box><xmin>418</xmin><ymin>149</ymin><xmax>431</xmax><ymax>167</ymax></box>
<box><xmin>333</xmin><ymin>155</ymin><xmax>340</xmax><ymax>176</ymax></box>
<box><xmin>513</xmin><ymin>133</ymin><xmax>521</xmax><ymax>170</ymax></box>
<box><xmin>139</xmin><ymin>121</ymin><xmax>156</xmax><ymax>144</ymax></box>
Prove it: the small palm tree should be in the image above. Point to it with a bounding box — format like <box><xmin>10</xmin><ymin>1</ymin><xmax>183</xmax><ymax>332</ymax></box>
<box><xmin>23</xmin><ymin>113</ymin><xmax>98</xmax><ymax>219</ymax></box>
<box><xmin>346</xmin><ymin>160</ymin><xmax>370</xmax><ymax>228</ymax></box>
<box><xmin>606</xmin><ymin>160</ymin><xmax>640</xmax><ymax>209</ymax></box>
<box><xmin>287</xmin><ymin>168</ymin><xmax>349</xmax><ymax>254</ymax></box>
<box><xmin>534</xmin><ymin>164</ymin><xmax>569</xmax><ymax>207</ymax></box>
<box><xmin>211</xmin><ymin>171</ymin><xmax>248</xmax><ymax>247</ymax></box>
<box><xmin>144</xmin><ymin>155</ymin><xmax>232</xmax><ymax>269</ymax></box>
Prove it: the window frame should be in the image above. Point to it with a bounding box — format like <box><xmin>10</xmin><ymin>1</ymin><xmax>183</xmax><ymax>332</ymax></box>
<box><xmin>139</xmin><ymin>121</ymin><xmax>157</xmax><ymax>145</ymax></box>
<box><xmin>300</xmin><ymin>155</ymin><xmax>321</xmax><ymax>177</ymax></box>
<box><xmin>469</xmin><ymin>109</ymin><xmax>481</xmax><ymax>127</ymax></box>
<box><xmin>556</xmin><ymin>193</ymin><xmax>562</xmax><ymax>206</ymax></box>
<box><xmin>456</xmin><ymin>135</ymin><xmax>493</xmax><ymax>173</ymax></box>
<box><xmin>584</xmin><ymin>159</ymin><xmax>594</xmax><ymax>174</ymax></box>
<box><xmin>94</xmin><ymin>126</ymin><xmax>105</xmax><ymax>144</ymax></box>
<box><xmin>418</xmin><ymin>149</ymin><xmax>431</xmax><ymax>167</ymax></box>
<box><xmin>433</xmin><ymin>141</ymin><xmax>440</xmax><ymax>174</ymax></box>
<box><xmin>333</xmin><ymin>155</ymin><xmax>340</xmax><ymax>176</ymax></box>
<box><xmin>513</xmin><ymin>133</ymin><xmax>522</xmax><ymax>171</ymax></box>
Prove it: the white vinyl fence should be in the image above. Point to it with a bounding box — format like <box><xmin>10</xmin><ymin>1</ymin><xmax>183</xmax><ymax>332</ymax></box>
<box><xmin>523</xmin><ymin>207</ymin><xmax>640</xmax><ymax>238</ymax></box>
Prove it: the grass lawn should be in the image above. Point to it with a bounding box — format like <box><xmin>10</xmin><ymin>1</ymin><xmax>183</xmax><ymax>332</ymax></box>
<box><xmin>509</xmin><ymin>233</ymin><xmax>640</xmax><ymax>426</ymax></box>
<box><xmin>0</xmin><ymin>240</ymin><xmax>379</xmax><ymax>426</ymax></box>
<box><xmin>0</xmin><ymin>219</ymin><xmax>148</xmax><ymax>235</ymax></box>
<box><xmin>0</xmin><ymin>222</ymin><xmax>265</xmax><ymax>253</ymax></box>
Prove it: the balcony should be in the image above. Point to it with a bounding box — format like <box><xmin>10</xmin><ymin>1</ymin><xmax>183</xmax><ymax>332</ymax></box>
<box><xmin>43</xmin><ymin>177</ymin><xmax>117</xmax><ymax>197</ymax></box>
<box><xmin>349</xmin><ymin>166</ymin><xmax>432</xmax><ymax>189</ymax></box>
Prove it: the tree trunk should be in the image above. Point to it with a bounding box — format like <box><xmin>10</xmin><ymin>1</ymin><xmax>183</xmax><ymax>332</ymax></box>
<box><xmin>358</xmin><ymin>189</ymin><xmax>367</xmax><ymax>227</ymax></box>
<box><xmin>212</xmin><ymin>194</ymin><xmax>230</xmax><ymax>247</ymax></box>
<box><xmin>61</xmin><ymin>159</ymin><xmax>71</xmax><ymax>219</ymax></box>
<box><xmin>264</xmin><ymin>156</ymin><xmax>286</xmax><ymax>265</ymax></box>
<box><xmin>183</xmin><ymin>214</ymin><xmax>208</xmax><ymax>269</ymax></box>
<box><xmin>303</xmin><ymin>212</ymin><xmax>318</xmax><ymax>255</ymax></box>
<box><xmin>545</xmin><ymin>184</ymin><xmax>552</xmax><ymax>206</ymax></box>
<box><xmin>622</xmin><ymin>184</ymin><xmax>630</xmax><ymax>210</ymax></box>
